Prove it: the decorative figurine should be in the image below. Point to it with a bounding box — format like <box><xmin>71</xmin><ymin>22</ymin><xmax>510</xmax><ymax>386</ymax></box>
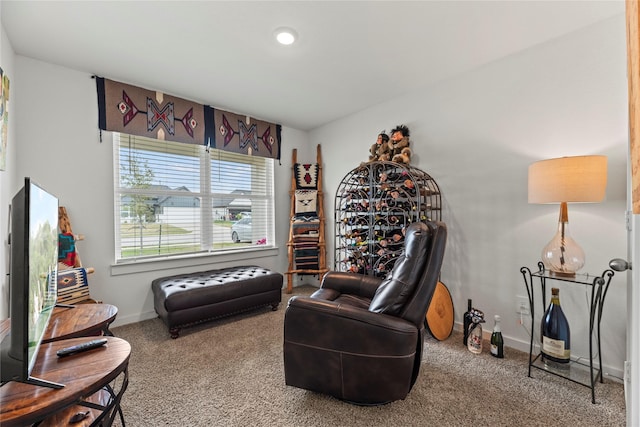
<box><xmin>389</xmin><ymin>124</ymin><xmax>412</xmax><ymax>164</ymax></box>
<box><xmin>369</xmin><ymin>130</ymin><xmax>391</xmax><ymax>162</ymax></box>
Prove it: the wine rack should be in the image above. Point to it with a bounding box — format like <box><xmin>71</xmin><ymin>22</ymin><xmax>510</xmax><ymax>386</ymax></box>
<box><xmin>520</xmin><ymin>262</ymin><xmax>615</xmax><ymax>404</ymax></box>
<box><xmin>334</xmin><ymin>161</ymin><xmax>441</xmax><ymax>276</ymax></box>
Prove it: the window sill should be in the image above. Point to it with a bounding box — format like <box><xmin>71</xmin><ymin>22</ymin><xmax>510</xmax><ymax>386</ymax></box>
<box><xmin>110</xmin><ymin>246</ymin><xmax>280</xmax><ymax>276</ymax></box>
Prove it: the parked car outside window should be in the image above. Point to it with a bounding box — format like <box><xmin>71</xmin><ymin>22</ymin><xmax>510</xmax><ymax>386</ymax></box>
<box><xmin>231</xmin><ymin>217</ymin><xmax>252</xmax><ymax>243</ymax></box>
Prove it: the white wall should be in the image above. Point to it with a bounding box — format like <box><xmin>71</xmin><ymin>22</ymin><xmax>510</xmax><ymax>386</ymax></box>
<box><xmin>0</xmin><ymin>8</ymin><xmax>16</xmax><ymax>319</ymax></box>
<box><xmin>0</xmin><ymin>10</ymin><xmax>629</xmax><ymax>379</ymax></box>
<box><xmin>311</xmin><ymin>15</ymin><xmax>628</xmax><ymax>378</ymax></box>
<box><xmin>1</xmin><ymin>51</ymin><xmax>308</xmax><ymax>326</ymax></box>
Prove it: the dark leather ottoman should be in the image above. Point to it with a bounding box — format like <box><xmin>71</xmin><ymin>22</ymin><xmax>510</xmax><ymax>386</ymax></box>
<box><xmin>152</xmin><ymin>265</ymin><xmax>283</xmax><ymax>338</ymax></box>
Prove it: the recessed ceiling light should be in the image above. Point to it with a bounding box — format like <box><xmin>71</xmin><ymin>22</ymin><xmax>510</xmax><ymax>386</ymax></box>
<box><xmin>274</xmin><ymin>27</ymin><xmax>297</xmax><ymax>45</ymax></box>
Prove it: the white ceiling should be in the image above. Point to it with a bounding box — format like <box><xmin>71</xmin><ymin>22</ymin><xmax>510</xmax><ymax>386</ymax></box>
<box><xmin>1</xmin><ymin>1</ymin><xmax>625</xmax><ymax>131</ymax></box>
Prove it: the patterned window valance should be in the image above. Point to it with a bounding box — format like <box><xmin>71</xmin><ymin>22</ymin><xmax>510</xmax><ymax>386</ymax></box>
<box><xmin>95</xmin><ymin>77</ymin><xmax>281</xmax><ymax>160</ymax></box>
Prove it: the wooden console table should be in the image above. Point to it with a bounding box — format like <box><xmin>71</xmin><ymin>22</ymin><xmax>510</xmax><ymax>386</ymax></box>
<box><xmin>0</xmin><ymin>336</ymin><xmax>130</xmax><ymax>426</ymax></box>
<box><xmin>0</xmin><ymin>303</ymin><xmax>118</xmax><ymax>344</ymax></box>
<box><xmin>42</xmin><ymin>304</ymin><xmax>118</xmax><ymax>343</ymax></box>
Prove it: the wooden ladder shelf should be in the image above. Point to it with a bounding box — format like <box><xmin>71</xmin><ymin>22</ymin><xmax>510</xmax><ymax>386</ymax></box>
<box><xmin>285</xmin><ymin>144</ymin><xmax>328</xmax><ymax>293</ymax></box>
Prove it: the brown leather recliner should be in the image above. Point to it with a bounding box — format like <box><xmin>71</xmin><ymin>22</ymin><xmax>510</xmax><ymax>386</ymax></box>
<box><xmin>283</xmin><ymin>220</ymin><xmax>447</xmax><ymax>405</ymax></box>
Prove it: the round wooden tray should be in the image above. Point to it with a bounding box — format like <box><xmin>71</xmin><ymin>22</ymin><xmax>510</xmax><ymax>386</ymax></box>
<box><xmin>426</xmin><ymin>281</ymin><xmax>454</xmax><ymax>341</ymax></box>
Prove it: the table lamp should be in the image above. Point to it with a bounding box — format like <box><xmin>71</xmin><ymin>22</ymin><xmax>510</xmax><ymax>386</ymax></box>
<box><xmin>528</xmin><ymin>155</ymin><xmax>607</xmax><ymax>276</ymax></box>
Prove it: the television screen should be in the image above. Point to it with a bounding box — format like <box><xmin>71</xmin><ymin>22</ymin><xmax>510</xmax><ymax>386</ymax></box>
<box><xmin>26</xmin><ymin>181</ymin><xmax>59</xmax><ymax>371</ymax></box>
<box><xmin>1</xmin><ymin>177</ymin><xmax>61</xmax><ymax>388</ymax></box>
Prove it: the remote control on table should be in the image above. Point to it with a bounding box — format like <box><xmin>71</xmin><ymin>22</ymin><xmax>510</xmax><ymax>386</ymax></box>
<box><xmin>56</xmin><ymin>338</ymin><xmax>108</xmax><ymax>357</ymax></box>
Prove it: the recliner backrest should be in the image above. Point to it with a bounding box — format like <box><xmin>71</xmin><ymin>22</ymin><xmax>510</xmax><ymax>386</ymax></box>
<box><xmin>368</xmin><ymin>221</ymin><xmax>447</xmax><ymax>328</ymax></box>
<box><xmin>368</xmin><ymin>222</ymin><xmax>431</xmax><ymax>315</ymax></box>
<box><xmin>399</xmin><ymin>221</ymin><xmax>447</xmax><ymax>326</ymax></box>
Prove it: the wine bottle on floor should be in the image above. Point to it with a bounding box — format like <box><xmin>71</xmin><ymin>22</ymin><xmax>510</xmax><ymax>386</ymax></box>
<box><xmin>463</xmin><ymin>299</ymin><xmax>472</xmax><ymax>346</ymax></box>
<box><xmin>467</xmin><ymin>309</ymin><xmax>485</xmax><ymax>355</ymax></box>
<box><xmin>490</xmin><ymin>315</ymin><xmax>504</xmax><ymax>358</ymax></box>
<box><xmin>540</xmin><ymin>287</ymin><xmax>570</xmax><ymax>367</ymax></box>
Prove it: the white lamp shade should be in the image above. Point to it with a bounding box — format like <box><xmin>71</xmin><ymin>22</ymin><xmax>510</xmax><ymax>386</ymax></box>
<box><xmin>528</xmin><ymin>155</ymin><xmax>607</xmax><ymax>204</ymax></box>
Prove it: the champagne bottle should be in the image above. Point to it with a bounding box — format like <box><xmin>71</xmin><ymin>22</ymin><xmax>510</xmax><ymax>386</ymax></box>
<box><xmin>463</xmin><ymin>299</ymin><xmax>472</xmax><ymax>345</ymax></box>
<box><xmin>490</xmin><ymin>315</ymin><xmax>504</xmax><ymax>358</ymax></box>
<box><xmin>540</xmin><ymin>287</ymin><xmax>571</xmax><ymax>366</ymax></box>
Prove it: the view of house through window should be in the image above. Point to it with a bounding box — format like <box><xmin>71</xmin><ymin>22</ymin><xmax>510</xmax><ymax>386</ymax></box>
<box><xmin>113</xmin><ymin>133</ymin><xmax>275</xmax><ymax>261</ymax></box>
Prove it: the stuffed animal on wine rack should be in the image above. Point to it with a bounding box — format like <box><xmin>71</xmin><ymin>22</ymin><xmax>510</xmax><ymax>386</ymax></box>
<box><xmin>368</xmin><ymin>130</ymin><xmax>391</xmax><ymax>162</ymax></box>
<box><xmin>389</xmin><ymin>124</ymin><xmax>412</xmax><ymax>164</ymax></box>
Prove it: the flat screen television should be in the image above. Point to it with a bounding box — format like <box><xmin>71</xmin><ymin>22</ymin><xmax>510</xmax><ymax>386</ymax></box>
<box><xmin>0</xmin><ymin>177</ymin><xmax>62</xmax><ymax>388</ymax></box>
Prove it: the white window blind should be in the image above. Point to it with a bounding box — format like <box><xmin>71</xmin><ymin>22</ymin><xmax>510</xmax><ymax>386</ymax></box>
<box><xmin>113</xmin><ymin>133</ymin><xmax>275</xmax><ymax>261</ymax></box>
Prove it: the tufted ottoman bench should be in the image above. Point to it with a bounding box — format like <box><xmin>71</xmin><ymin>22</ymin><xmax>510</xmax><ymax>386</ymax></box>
<box><xmin>152</xmin><ymin>265</ymin><xmax>283</xmax><ymax>338</ymax></box>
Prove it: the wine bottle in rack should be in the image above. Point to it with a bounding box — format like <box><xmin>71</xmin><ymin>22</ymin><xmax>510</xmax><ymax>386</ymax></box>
<box><xmin>420</xmin><ymin>187</ymin><xmax>434</xmax><ymax>196</ymax></box>
<box><xmin>402</xmin><ymin>179</ymin><xmax>416</xmax><ymax>196</ymax></box>
<box><xmin>345</xmin><ymin>228</ymin><xmax>366</xmax><ymax>239</ymax></box>
<box><xmin>540</xmin><ymin>287</ymin><xmax>571</xmax><ymax>367</ymax></box>
<box><xmin>342</xmin><ymin>216</ymin><xmax>369</xmax><ymax>226</ymax></box>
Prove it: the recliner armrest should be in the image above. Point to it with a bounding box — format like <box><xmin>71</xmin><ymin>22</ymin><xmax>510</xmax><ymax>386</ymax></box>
<box><xmin>285</xmin><ymin>296</ymin><xmax>417</xmax><ymax>356</ymax></box>
<box><xmin>320</xmin><ymin>271</ymin><xmax>383</xmax><ymax>299</ymax></box>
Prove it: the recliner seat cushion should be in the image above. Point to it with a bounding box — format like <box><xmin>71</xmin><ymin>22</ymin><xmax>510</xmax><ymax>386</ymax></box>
<box><xmin>369</xmin><ymin>222</ymin><xmax>431</xmax><ymax>315</ymax></box>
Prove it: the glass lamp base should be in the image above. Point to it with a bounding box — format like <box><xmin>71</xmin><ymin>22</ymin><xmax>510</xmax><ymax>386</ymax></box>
<box><xmin>541</xmin><ymin>234</ymin><xmax>585</xmax><ymax>276</ymax></box>
<box><xmin>541</xmin><ymin>203</ymin><xmax>585</xmax><ymax>276</ymax></box>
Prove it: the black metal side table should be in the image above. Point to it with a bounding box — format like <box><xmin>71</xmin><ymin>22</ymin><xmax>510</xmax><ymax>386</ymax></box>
<box><xmin>520</xmin><ymin>262</ymin><xmax>615</xmax><ymax>403</ymax></box>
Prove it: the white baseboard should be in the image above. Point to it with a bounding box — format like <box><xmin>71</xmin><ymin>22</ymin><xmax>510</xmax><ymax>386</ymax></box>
<box><xmin>111</xmin><ymin>310</ymin><xmax>158</xmax><ymax>328</ymax></box>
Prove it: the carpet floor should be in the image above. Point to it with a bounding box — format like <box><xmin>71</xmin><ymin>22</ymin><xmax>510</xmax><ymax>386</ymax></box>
<box><xmin>111</xmin><ymin>285</ymin><xmax>625</xmax><ymax>426</ymax></box>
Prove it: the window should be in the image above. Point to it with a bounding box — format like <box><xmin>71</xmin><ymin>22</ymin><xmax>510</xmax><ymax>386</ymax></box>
<box><xmin>113</xmin><ymin>133</ymin><xmax>275</xmax><ymax>262</ymax></box>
